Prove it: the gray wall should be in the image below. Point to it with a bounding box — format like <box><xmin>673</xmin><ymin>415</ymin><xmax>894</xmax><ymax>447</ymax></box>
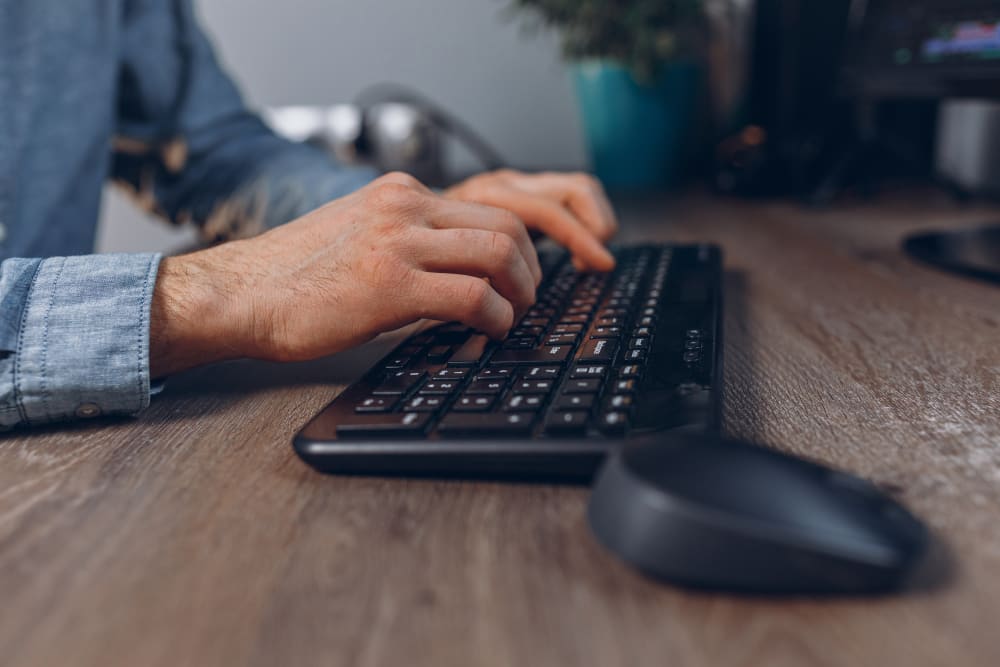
<box><xmin>97</xmin><ymin>0</ymin><xmax>585</xmax><ymax>254</ymax></box>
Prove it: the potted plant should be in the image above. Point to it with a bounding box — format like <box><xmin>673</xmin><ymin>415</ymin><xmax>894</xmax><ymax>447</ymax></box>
<box><xmin>508</xmin><ymin>0</ymin><xmax>707</xmax><ymax>191</ymax></box>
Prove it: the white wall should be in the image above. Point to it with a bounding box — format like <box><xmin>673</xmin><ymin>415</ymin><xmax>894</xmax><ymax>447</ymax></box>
<box><xmin>97</xmin><ymin>0</ymin><xmax>585</xmax><ymax>254</ymax></box>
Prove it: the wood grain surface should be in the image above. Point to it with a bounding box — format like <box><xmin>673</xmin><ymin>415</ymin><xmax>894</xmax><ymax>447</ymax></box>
<box><xmin>2</xmin><ymin>192</ymin><xmax>1000</xmax><ymax>667</ymax></box>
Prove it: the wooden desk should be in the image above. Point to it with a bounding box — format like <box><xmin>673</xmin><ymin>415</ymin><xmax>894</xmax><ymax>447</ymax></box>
<box><xmin>3</xmin><ymin>193</ymin><xmax>1000</xmax><ymax>666</ymax></box>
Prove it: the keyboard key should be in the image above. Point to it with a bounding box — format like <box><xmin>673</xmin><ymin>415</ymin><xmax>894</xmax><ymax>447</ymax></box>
<box><xmin>514</xmin><ymin>380</ymin><xmax>555</xmax><ymax>394</ymax></box>
<box><xmin>403</xmin><ymin>396</ymin><xmax>446</xmax><ymax>412</ymax></box>
<box><xmin>552</xmin><ymin>323</ymin><xmax>584</xmax><ymax>334</ymax></box>
<box><xmin>559</xmin><ymin>314</ymin><xmax>589</xmax><ymax>325</ymax></box>
<box><xmin>614</xmin><ymin>379</ymin><xmax>637</xmax><ymax>393</ymax></box>
<box><xmin>546</xmin><ymin>333</ymin><xmax>579</xmax><ymax>346</ymax></box>
<box><xmin>556</xmin><ymin>394</ymin><xmax>594</xmax><ymax>410</ymax></box>
<box><xmin>490</xmin><ymin>345</ymin><xmax>572</xmax><ymax>366</ymax></box>
<box><xmin>619</xmin><ymin>365</ymin><xmax>641</xmax><ymax>378</ymax></box>
<box><xmin>564</xmin><ymin>378</ymin><xmax>601</xmax><ymax>394</ymax></box>
<box><xmin>336</xmin><ymin>412</ymin><xmax>432</xmax><ymax>438</ymax></box>
<box><xmin>521</xmin><ymin>366</ymin><xmax>562</xmax><ymax>379</ymax></box>
<box><xmin>544</xmin><ymin>410</ymin><xmax>589</xmax><ymax>435</ymax></box>
<box><xmin>466</xmin><ymin>379</ymin><xmax>506</xmax><ymax>395</ymax></box>
<box><xmin>448</xmin><ymin>334</ymin><xmax>491</xmax><ymax>367</ymax></box>
<box><xmin>478</xmin><ymin>367</ymin><xmax>513</xmax><ymax>379</ymax></box>
<box><xmin>598</xmin><ymin>411</ymin><xmax>628</xmax><ymax>435</ymax></box>
<box><xmin>629</xmin><ymin>337</ymin><xmax>649</xmax><ymax>350</ymax></box>
<box><xmin>504</xmin><ymin>394</ymin><xmax>544</xmax><ymax>411</ymax></box>
<box><xmin>570</xmin><ymin>365</ymin><xmax>607</xmax><ymax>379</ymax></box>
<box><xmin>577</xmin><ymin>339</ymin><xmax>618</xmax><ymax>363</ymax></box>
<box><xmin>623</xmin><ymin>348</ymin><xmax>646</xmax><ymax>362</ymax></box>
<box><xmin>520</xmin><ymin>317</ymin><xmax>550</xmax><ymax>328</ymax></box>
<box><xmin>419</xmin><ymin>381</ymin><xmax>460</xmax><ymax>395</ymax></box>
<box><xmin>426</xmin><ymin>345</ymin><xmax>453</xmax><ymax>363</ymax></box>
<box><xmin>372</xmin><ymin>371</ymin><xmax>426</xmax><ymax>396</ymax></box>
<box><xmin>503</xmin><ymin>338</ymin><xmax>536</xmax><ymax>350</ymax></box>
<box><xmin>590</xmin><ymin>327</ymin><xmax>622</xmax><ymax>338</ymax></box>
<box><xmin>384</xmin><ymin>356</ymin><xmax>411</xmax><ymax>370</ymax></box>
<box><xmin>435</xmin><ymin>368</ymin><xmax>470</xmax><ymax>380</ymax></box>
<box><xmin>453</xmin><ymin>395</ymin><xmax>496</xmax><ymax>412</ymax></box>
<box><xmin>437</xmin><ymin>411</ymin><xmax>535</xmax><ymax>436</ymax></box>
<box><xmin>607</xmin><ymin>394</ymin><xmax>634</xmax><ymax>409</ymax></box>
<box><xmin>355</xmin><ymin>396</ymin><xmax>397</xmax><ymax>413</ymax></box>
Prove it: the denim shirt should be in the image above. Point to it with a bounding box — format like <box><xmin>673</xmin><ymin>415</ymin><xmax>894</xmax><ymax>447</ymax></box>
<box><xmin>0</xmin><ymin>0</ymin><xmax>374</xmax><ymax>428</ymax></box>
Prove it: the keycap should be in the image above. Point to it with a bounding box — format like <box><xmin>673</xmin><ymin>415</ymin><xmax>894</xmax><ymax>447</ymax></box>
<box><xmin>384</xmin><ymin>356</ymin><xmax>411</xmax><ymax>370</ymax></box>
<box><xmin>447</xmin><ymin>334</ymin><xmax>491</xmax><ymax>367</ymax></box>
<box><xmin>521</xmin><ymin>366</ymin><xmax>562</xmax><ymax>379</ymax></box>
<box><xmin>607</xmin><ymin>394</ymin><xmax>633</xmax><ymax>409</ymax></box>
<box><xmin>577</xmin><ymin>339</ymin><xmax>618</xmax><ymax>363</ymax></box>
<box><xmin>435</xmin><ymin>368</ymin><xmax>470</xmax><ymax>380</ymax></box>
<box><xmin>437</xmin><ymin>411</ymin><xmax>535</xmax><ymax>436</ymax></box>
<box><xmin>598</xmin><ymin>411</ymin><xmax>628</xmax><ymax>435</ymax></box>
<box><xmin>336</xmin><ymin>412</ymin><xmax>432</xmax><ymax>438</ymax></box>
<box><xmin>563</xmin><ymin>378</ymin><xmax>601</xmax><ymax>394</ymax></box>
<box><xmin>372</xmin><ymin>371</ymin><xmax>426</xmax><ymax>396</ymax></box>
<box><xmin>629</xmin><ymin>337</ymin><xmax>649</xmax><ymax>350</ymax></box>
<box><xmin>477</xmin><ymin>367</ymin><xmax>513</xmax><ymax>379</ymax></box>
<box><xmin>614</xmin><ymin>380</ymin><xmax>636</xmax><ymax>393</ymax></box>
<box><xmin>556</xmin><ymin>394</ymin><xmax>594</xmax><ymax>410</ymax></box>
<box><xmin>546</xmin><ymin>333</ymin><xmax>578</xmax><ymax>346</ymax></box>
<box><xmin>590</xmin><ymin>327</ymin><xmax>622</xmax><ymax>338</ymax></box>
<box><xmin>544</xmin><ymin>410</ymin><xmax>589</xmax><ymax>435</ymax></box>
<box><xmin>504</xmin><ymin>394</ymin><xmax>544</xmax><ymax>411</ymax></box>
<box><xmin>419</xmin><ymin>381</ymin><xmax>460</xmax><ymax>395</ymax></box>
<box><xmin>466</xmin><ymin>379</ymin><xmax>506</xmax><ymax>395</ymax></box>
<box><xmin>490</xmin><ymin>345</ymin><xmax>571</xmax><ymax>366</ymax></box>
<box><xmin>426</xmin><ymin>345</ymin><xmax>453</xmax><ymax>363</ymax></box>
<box><xmin>513</xmin><ymin>380</ymin><xmax>554</xmax><ymax>394</ymax></box>
<box><xmin>570</xmin><ymin>365</ymin><xmax>607</xmax><ymax>379</ymax></box>
<box><xmin>623</xmin><ymin>348</ymin><xmax>646</xmax><ymax>362</ymax></box>
<box><xmin>559</xmin><ymin>314</ymin><xmax>589</xmax><ymax>325</ymax></box>
<box><xmin>453</xmin><ymin>395</ymin><xmax>496</xmax><ymax>412</ymax></box>
<box><xmin>355</xmin><ymin>396</ymin><xmax>397</xmax><ymax>413</ymax></box>
<box><xmin>520</xmin><ymin>317</ymin><xmax>550</xmax><ymax>328</ymax></box>
<box><xmin>552</xmin><ymin>324</ymin><xmax>584</xmax><ymax>334</ymax></box>
<box><xmin>403</xmin><ymin>396</ymin><xmax>445</xmax><ymax>412</ymax></box>
<box><xmin>619</xmin><ymin>365</ymin><xmax>641</xmax><ymax>378</ymax></box>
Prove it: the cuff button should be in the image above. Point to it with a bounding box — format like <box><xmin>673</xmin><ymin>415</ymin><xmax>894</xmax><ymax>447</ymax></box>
<box><xmin>75</xmin><ymin>403</ymin><xmax>102</xmax><ymax>419</ymax></box>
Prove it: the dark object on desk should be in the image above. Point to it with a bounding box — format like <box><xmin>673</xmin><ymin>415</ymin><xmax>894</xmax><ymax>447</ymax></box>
<box><xmin>588</xmin><ymin>434</ymin><xmax>929</xmax><ymax>595</ymax></box>
<box><xmin>813</xmin><ymin>0</ymin><xmax>1000</xmax><ymax>203</ymax></box>
<box><xmin>294</xmin><ymin>244</ymin><xmax>722</xmax><ymax>479</ymax></box>
<box><xmin>904</xmin><ymin>225</ymin><xmax>1000</xmax><ymax>285</ymax></box>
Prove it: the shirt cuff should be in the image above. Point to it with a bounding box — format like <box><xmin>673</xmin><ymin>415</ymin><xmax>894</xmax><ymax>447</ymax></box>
<box><xmin>1</xmin><ymin>253</ymin><xmax>161</xmax><ymax>427</ymax></box>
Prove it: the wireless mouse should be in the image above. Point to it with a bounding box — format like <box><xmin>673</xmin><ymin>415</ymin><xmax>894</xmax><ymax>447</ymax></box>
<box><xmin>588</xmin><ymin>434</ymin><xmax>928</xmax><ymax>594</ymax></box>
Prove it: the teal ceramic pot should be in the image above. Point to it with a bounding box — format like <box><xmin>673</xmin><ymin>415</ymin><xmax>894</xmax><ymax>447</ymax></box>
<box><xmin>571</xmin><ymin>60</ymin><xmax>699</xmax><ymax>192</ymax></box>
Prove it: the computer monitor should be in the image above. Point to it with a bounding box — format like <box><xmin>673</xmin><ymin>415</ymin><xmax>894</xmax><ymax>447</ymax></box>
<box><xmin>842</xmin><ymin>0</ymin><xmax>1000</xmax><ymax>99</ymax></box>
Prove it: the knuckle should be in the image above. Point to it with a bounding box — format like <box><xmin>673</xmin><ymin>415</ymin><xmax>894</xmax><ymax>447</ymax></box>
<box><xmin>488</xmin><ymin>231</ymin><xmax>518</xmax><ymax>267</ymax></box>
<box><xmin>380</xmin><ymin>171</ymin><xmax>422</xmax><ymax>188</ymax></box>
<box><xmin>459</xmin><ymin>280</ymin><xmax>490</xmax><ymax>312</ymax></box>
<box><xmin>366</xmin><ymin>180</ymin><xmax>423</xmax><ymax>213</ymax></box>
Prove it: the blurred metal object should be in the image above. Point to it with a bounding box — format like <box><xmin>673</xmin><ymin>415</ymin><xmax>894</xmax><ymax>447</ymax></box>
<box><xmin>263</xmin><ymin>102</ymin><xmax>445</xmax><ymax>186</ymax></box>
<box><xmin>937</xmin><ymin>100</ymin><xmax>1000</xmax><ymax>198</ymax></box>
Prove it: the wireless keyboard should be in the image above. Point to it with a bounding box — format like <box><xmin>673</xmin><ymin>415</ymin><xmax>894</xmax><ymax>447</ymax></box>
<box><xmin>294</xmin><ymin>244</ymin><xmax>723</xmax><ymax>479</ymax></box>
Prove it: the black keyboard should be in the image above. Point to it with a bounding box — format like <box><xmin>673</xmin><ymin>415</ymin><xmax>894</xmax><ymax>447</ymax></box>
<box><xmin>294</xmin><ymin>244</ymin><xmax>723</xmax><ymax>480</ymax></box>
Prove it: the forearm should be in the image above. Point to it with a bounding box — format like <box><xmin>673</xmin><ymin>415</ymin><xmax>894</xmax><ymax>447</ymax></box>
<box><xmin>148</xmin><ymin>244</ymin><xmax>257</xmax><ymax>378</ymax></box>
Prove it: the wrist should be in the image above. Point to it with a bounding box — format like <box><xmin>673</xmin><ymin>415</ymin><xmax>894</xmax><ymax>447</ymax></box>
<box><xmin>149</xmin><ymin>245</ymin><xmax>255</xmax><ymax>377</ymax></box>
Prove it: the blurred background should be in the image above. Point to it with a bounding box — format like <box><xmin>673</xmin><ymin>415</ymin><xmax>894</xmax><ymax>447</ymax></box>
<box><xmin>99</xmin><ymin>0</ymin><xmax>1000</xmax><ymax>254</ymax></box>
<box><xmin>98</xmin><ymin>0</ymin><xmax>585</xmax><ymax>253</ymax></box>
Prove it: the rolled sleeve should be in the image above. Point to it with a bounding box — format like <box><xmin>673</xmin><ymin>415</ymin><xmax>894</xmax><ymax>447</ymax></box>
<box><xmin>0</xmin><ymin>253</ymin><xmax>161</xmax><ymax>429</ymax></box>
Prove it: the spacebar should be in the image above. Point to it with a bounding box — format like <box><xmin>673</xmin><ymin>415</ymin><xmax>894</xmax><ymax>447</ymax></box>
<box><xmin>437</xmin><ymin>412</ymin><xmax>535</xmax><ymax>436</ymax></box>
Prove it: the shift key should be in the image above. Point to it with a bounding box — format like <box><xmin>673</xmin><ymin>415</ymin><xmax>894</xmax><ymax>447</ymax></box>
<box><xmin>490</xmin><ymin>345</ymin><xmax>572</xmax><ymax>366</ymax></box>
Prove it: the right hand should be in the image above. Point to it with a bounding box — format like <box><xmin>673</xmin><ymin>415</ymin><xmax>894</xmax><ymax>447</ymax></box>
<box><xmin>150</xmin><ymin>173</ymin><xmax>543</xmax><ymax>374</ymax></box>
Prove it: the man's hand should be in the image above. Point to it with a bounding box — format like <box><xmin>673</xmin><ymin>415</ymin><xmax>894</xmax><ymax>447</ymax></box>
<box><xmin>445</xmin><ymin>169</ymin><xmax>618</xmax><ymax>271</ymax></box>
<box><xmin>150</xmin><ymin>173</ymin><xmax>543</xmax><ymax>376</ymax></box>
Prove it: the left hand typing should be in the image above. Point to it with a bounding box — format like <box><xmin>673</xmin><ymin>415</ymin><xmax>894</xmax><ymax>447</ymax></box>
<box><xmin>444</xmin><ymin>169</ymin><xmax>619</xmax><ymax>272</ymax></box>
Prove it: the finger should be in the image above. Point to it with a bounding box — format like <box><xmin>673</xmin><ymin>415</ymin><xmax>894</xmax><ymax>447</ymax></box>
<box><xmin>537</xmin><ymin>173</ymin><xmax>618</xmax><ymax>241</ymax></box>
<box><xmin>491</xmin><ymin>193</ymin><xmax>615</xmax><ymax>271</ymax></box>
<box><xmin>426</xmin><ymin>199</ymin><xmax>542</xmax><ymax>285</ymax></box>
<box><xmin>410</xmin><ymin>227</ymin><xmax>537</xmax><ymax>318</ymax></box>
<box><xmin>410</xmin><ymin>273</ymin><xmax>515</xmax><ymax>339</ymax></box>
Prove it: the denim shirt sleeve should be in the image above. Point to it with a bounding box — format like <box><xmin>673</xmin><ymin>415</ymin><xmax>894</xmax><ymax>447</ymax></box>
<box><xmin>111</xmin><ymin>0</ymin><xmax>375</xmax><ymax>241</ymax></box>
<box><xmin>0</xmin><ymin>253</ymin><xmax>160</xmax><ymax>429</ymax></box>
